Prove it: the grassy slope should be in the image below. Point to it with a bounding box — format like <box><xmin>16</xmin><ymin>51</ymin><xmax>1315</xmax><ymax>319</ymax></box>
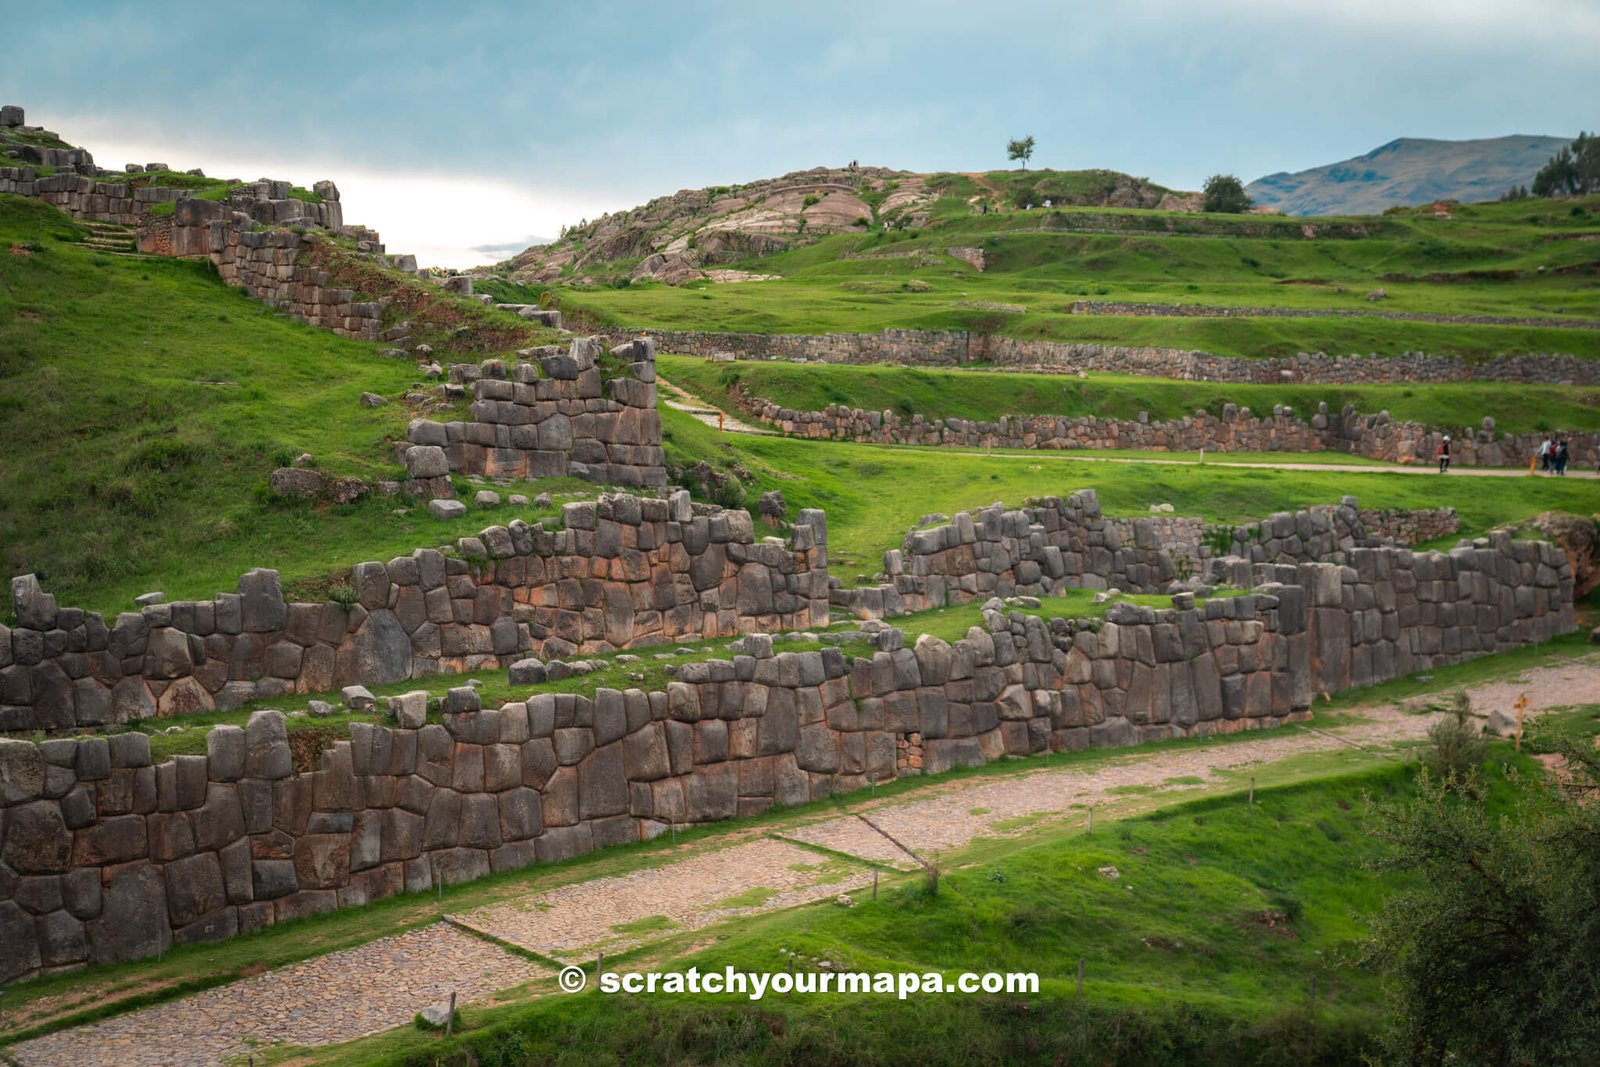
<box><xmin>319</xmin><ymin>764</ymin><xmax>1456</xmax><ymax>1067</ymax></box>
<box><xmin>556</xmin><ymin>193</ymin><xmax>1600</xmax><ymax>359</ymax></box>
<box><xmin>658</xmin><ymin>353</ymin><xmax>1600</xmax><ymax>435</ymax></box>
<box><xmin>0</xmin><ymin>195</ymin><xmax>578</xmax><ymax>615</ymax></box>
<box><xmin>658</xmin><ymin>406</ymin><xmax>1600</xmax><ymax>577</ymax></box>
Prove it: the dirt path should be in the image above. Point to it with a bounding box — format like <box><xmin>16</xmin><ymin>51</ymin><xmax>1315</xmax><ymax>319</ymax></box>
<box><xmin>659</xmin><ymin>379</ymin><xmax>1599</xmax><ymax>479</ymax></box>
<box><xmin>11</xmin><ymin>658</ymin><xmax>1598</xmax><ymax>1066</ymax></box>
<box><xmin>658</xmin><ymin>378</ymin><xmax>775</xmax><ymax>435</ymax></box>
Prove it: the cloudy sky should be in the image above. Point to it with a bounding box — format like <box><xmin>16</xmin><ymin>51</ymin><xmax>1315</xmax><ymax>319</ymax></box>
<box><xmin>5</xmin><ymin>0</ymin><xmax>1596</xmax><ymax>267</ymax></box>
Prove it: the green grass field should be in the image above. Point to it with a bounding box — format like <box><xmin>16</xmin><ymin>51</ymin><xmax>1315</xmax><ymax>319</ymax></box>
<box><xmin>550</xmin><ymin>187</ymin><xmax>1600</xmax><ymax>359</ymax></box>
<box><xmin>659</xmin><ymin>406</ymin><xmax>1599</xmax><ymax>578</ymax></box>
<box><xmin>658</xmin><ymin>353</ymin><xmax>1600</xmax><ymax>435</ymax></box>
<box><xmin>0</xmin><ymin>195</ymin><xmax>574</xmax><ymax>615</ymax></box>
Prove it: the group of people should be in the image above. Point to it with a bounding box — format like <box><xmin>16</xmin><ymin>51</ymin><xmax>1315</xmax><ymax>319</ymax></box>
<box><xmin>1436</xmin><ymin>435</ymin><xmax>1581</xmax><ymax>476</ymax></box>
<box><xmin>1535</xmin><ymin>437</ymin><xmax>1572</xmax><ymax>476</ymax></box>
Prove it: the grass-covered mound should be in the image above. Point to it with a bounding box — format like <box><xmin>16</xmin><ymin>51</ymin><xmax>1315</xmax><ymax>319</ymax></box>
<box><xmin>658</xmin><ymin>353</ymin><xmax>1600</xmax><ymax>436</ymax></box>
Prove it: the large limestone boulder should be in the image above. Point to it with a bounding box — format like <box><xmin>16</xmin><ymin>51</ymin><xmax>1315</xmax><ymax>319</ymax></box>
<box><xmin>1526</xmin><ymin>512</ymin><xmax>1600</xmax><ymax>598</ymax></box>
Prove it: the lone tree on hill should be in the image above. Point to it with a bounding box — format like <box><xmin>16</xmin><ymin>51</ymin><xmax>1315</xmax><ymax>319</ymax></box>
<box><xmin>1532</xmin><ymin>132</ymin><xmax>1600</xmax><ymax>197</ymax></box>
<box><xmin>1202</xmin><ymin>174</ymin><xmax>1252</xmax><ymax>213</ymax></box>
<box><xmin>1007</xmin><ymin>135</ymin><xmax>1035</xmax><ymax>170</ymax></box>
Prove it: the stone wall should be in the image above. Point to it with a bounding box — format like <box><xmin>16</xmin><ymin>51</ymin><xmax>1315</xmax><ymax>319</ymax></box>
<box><xmin>1354</xmin><ymin>507</ymin><xmax>1460</xmax><ymax>546</ymax></box>
<box><xmin>733</xmin><ymin>387</ymin><xmax>1600</xmax><ymax>469</ymax></box>
<box><xmin>833</xmin><ymin>494</ymin><xmax>1457</xmax><ymax>619</ymax></box>
<box><xmin>0</xmin><ymin>530</ymin><xmax>1572</xmax><ymax>981</ymax></box>
<box><xmin>642</xmin><ymin>328</ymin><xmax>1600</xmax><ymax>385</ymax></box>
<box><xmin>157</xmin><ymin>196</ymin><xmax>387</xmax><ymax>340</ymax></box>
<box><xmin>0</xmin><ymin>492</ymin><xmax>829</xmax><ymax>734</ymax></box>
<box><xmin>1064</xmin><ymin>299</ymin><xmax>1600</xmax><ymax>332</ymax></box>
<box><xmin>404</xmin><ymin>338</ymin><xmax>668</xmax><ymax>491</ymax></box>
<box><xmin>0</xmin><ymin>168</ymin><xmax>186</xmax><ymax>226</ymax></box>
<box><xmin>0</xmin><ymin>169</ymin><xmax>342</xmax><ymax>233</ymax></box>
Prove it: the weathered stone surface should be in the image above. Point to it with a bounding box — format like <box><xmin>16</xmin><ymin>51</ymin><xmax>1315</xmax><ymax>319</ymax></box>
<box><xmin>0</xmin><ymin>901</ymin><xmax>42</xmax><ymax>982</ymax></box>
<box><xmin>206</xmin><ymin>725</ymin><xmax>246</xmax><ymax>781</ymax></box>
<box><xmin>4</xmin><ymin>801</ymin><xmax>71</xmax><ymax>873</ymax></box>
<box><xmin>165</xmin><ymin>852</ymin><xmax>227</xmax><ymax>925</ymax></box>
<box><xmin>245</xmin><ymin>710</ymin><xmax>292</xmax><ymax>779</ymax></box>
<box><xmin>389</xmin><ymin>690</ymin><xmax>429</xmax><ymax>729</ymax></box>
<box><xmin>89</xmin><ymin>864</ymin><xmax>171</xmax><ymax>964</ymax></box>
<box><xmin>238</xmin><ymin>569</ymin><xmax>288</xmax><ymax>632</ymax></box>
<box><xmin>0</xmin><ymin>737</ymin><xmax>45</xmax><ymax>803</ymax></box>
<box><xmin>335</xmin><ymin>610</ymin><xmax>411</xmax><ymax>688</ymax></box>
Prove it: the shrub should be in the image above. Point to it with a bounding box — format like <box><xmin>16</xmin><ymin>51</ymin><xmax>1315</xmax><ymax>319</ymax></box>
<box><xmin>1421</xmin><ymin>693</ymin><xmax>1487</xmax><ymax>785</ymax></box>
<box><xmin>1202</xmin><ymin>174</ymin><xmax>1252</xmax><ymax>214</ymax></box>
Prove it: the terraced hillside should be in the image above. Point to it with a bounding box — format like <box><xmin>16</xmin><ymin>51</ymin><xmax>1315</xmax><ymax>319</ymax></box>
<box><xmin>0</xmin><ymin>195</ymin><xmax>571</xmax><ymax>613</ymax></box>
<box><xmin>513</xmin><ymin>184</ymin><xmax>1600</xmax><ymax>361</ymax></box>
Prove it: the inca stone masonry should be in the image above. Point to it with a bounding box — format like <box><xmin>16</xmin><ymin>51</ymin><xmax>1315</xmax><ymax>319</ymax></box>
<box><xmin>0</xmin><ymin>496</ymin><xmax>1575</xmax><ymax>980</ymax></box>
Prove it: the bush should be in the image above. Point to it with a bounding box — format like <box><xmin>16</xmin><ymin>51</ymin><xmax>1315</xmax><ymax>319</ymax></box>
<box><xmin>1421</xmin><ymin>694</ymin><xmax>1487</xmax><ymax>785</ymax></box>
<box><xmin>1202</xmin><ymin>174</ymin><xmax>1252</xmax><ymax>214</ymax></box>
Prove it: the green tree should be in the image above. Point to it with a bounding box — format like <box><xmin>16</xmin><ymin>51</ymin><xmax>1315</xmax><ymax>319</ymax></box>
<box><xmin>1533</xmin><ymin>132</ymin><xmax>1600</xmax><ymax>197</ymax></box>
<box><xmin>1202</xmin><ymin>174</ymin><xmax>1252</xmax><ymax>214</ymax></box>
<box><xmin>1007</xmin><ymin>135</ymin><xmax>1035</xmax><ymax>170</ymax></box>
<box><xmin>1363</xmin><ymin>735</ymin><xmax>1600</xmax><ymax>1066</ymax></box>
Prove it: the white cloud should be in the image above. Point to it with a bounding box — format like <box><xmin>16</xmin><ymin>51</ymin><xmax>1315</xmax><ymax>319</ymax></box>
<box><xmin>51</xmin><ymin>130</ymin><xmax>622</xmax><ymax>269</ymax></box>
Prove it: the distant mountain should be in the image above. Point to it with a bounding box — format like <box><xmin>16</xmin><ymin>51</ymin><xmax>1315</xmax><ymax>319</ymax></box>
<box><xmin>1246</xmin><ymin>135</ymin><xmax>1572</xmax><ymax>216</ymax></box>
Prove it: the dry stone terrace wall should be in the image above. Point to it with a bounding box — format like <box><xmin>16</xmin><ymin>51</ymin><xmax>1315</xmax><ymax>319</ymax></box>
<box><xmin>833</xmin><ymin>494</ymin><xmax>1458</xmax><ymax>619</ymax></box>
<box><xmin>0</xmin><ymin>531</ymin><xmax>1573</xmax><ymax>981</ymax></box>
<box><xmin>404</xmin><ymin>337</ymin><xmax>668</xmax><ymax>492</ymax></box>
<box><xmin>157</xmin><ymin>196</ymin><xmax>389</xmax><ymax>340</ymax></box>
<box><xmin>734</xmin><ymin>388</ymin><xmax>1600</xmax><ymax>469</ymax></box>
<box><xmin>0</xmin><ymin>168</ymin><xmax>342</xmax><ymax>232</ymax></box>
<box><xmin>0</xmin><ymin>493</ymin><xmax>829</xmax><ymax>734</ymax></box>
<box><xmin>1064</xmin><ymin>299</ymin><xmax>1600</xmax><ymax>331</ymax></box>
<box><xmin>644</xmin><ymin>329</ymin><xmax>1600</xmax><ymax>385</ymax></box>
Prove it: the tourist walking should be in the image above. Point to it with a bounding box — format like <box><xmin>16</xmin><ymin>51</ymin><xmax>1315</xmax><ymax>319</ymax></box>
<box><xmin>1436</xmin><ymin>435</ymin><xmax>1451</xmax><ymax>473</ymax></box>
<box><xmin>1554</xmin><ymin>439</ymin><xmax>1569</xmax><ymax>476</ymax></box>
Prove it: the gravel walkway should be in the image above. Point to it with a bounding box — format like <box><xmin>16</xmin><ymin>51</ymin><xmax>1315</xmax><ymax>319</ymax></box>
<box><xmin>8</xmin><ymin>924</ymin><xmax>542</xmax><ymax>1067</ymax></box>
<box><xmin>457</xmin><ymin>837</ymin><xmax>871</xmax><ymax>960</ymax></box>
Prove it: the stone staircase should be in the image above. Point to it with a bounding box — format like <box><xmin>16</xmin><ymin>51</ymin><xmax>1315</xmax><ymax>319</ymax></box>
<box><xmin>81</xmin><ymin>220</ymin><xmax>136</xmax><ymax>255</ymax></box>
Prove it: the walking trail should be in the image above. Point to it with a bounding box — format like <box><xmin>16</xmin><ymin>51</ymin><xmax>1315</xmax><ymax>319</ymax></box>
<box><xmin>659</xmin><ymin>378</ymin><xmax>1600</xmax><ymax>479</ymax></box>
<box><xmin>9</xmin><ymin>658</ymin><xmax>1599</xmax><ymax>1066</ymax></box>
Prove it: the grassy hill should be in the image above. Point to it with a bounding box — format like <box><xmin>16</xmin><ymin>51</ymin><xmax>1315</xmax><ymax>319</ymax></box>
<box><xmin>0</xmin><ymin>195</ymin><xmax>578</xmax><ymax>615</ymax></box>
<box><xmin>540</xmin><ymin>191</ymin><xmax>1600</xmax><ymax>360</ymax></box>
